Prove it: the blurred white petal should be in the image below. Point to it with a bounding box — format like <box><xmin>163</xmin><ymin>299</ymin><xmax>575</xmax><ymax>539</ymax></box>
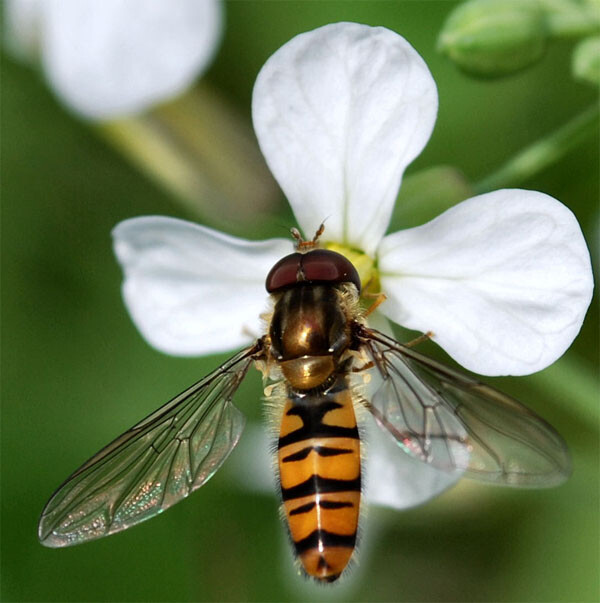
<box><xmin>9</xmin><ymin>0</ymin><xmax>223</xmax><ymax>118</ymax></box>
<box><xmin>252</xmin><ymin>22</ymin><xmax>437</xmax><ymax>255</ymax></box>
<box><xmin>226</xmin><ymin>423</ymin><xmax>274</xmax><ymax>494</ymax></box>
<box><xmin>378</xmin><ymin>189</ymin><xmax>594</xmax><ymax>376</ymax></box>
<box><xmin>112</xmin><ymin>216</ymin><xmax>291</xmax><ymax>356</ymax></box>
<box><xmin>364</xmin><ymin>419</ymin><xmax>462</xmax><ymax>509</ymax></box>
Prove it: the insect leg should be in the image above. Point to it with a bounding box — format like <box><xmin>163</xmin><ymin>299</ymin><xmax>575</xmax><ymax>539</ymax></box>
<box><xmin>363</xmin><ymin>293</ymin><xmax>387</xmax><ymax>317</ymax></box>
<box><xmin>404</xmin><ymin>331</ymin><xmax>434</xmax><ymax>348</ymax></box>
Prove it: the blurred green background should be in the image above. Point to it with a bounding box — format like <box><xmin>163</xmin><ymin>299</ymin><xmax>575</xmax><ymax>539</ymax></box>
<box><xmin>2</xmin><ymin>1</ymin><xmax>598</xmax><ymax>601</ymax></box>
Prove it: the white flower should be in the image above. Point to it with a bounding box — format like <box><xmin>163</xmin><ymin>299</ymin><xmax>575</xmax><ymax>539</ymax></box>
<box><xmin>4</xmin><ymin>0</ymin><xmax>222</xmax><ymax>119</ymax></box>
<box><xmin>112</xmin><ymin>23</ymin><xmax>593</xmax><ymax>508</ymax></box>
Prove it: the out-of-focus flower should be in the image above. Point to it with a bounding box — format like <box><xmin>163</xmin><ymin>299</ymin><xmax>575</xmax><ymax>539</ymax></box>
<box><xmin>4</xmin><ymin>0</ymin><xmax>279</xmax><ymax>230</ymax></box>
<box><xmin>4</xmin><ymin>0</ymin><xmax>222</xmax><ymax>118</ymax></box>
<box><xmin>112</xmin><ymin>23</ymin><xmax>593</xmax><ymax>508</ymax></box>
<box><xmin>572</xmin><ymin>36</ymin><xmax>600</xmax><ymax>85</ymax></box>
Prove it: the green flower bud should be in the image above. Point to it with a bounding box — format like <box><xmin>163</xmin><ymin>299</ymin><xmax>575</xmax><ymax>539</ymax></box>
<box><xmin>539</xmin><ymin>0</ymin><xmax>600</xmax><ymax>37</ymax></box>
<box><xmin>438</xmin><ymin>0</ymin><xmax>548</xmax><ymax>77</ymax></box>
<box><xmin>572</xmin><ymin>36</ymin><xmax>600</xmax><ymax>85</ymax></box>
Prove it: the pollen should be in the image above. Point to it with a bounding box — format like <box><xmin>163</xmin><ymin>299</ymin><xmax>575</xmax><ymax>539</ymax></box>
<box><xmin>323</xmin><ymin>242</ymin><xmax>380</xmax><ymax>299</ymax></box>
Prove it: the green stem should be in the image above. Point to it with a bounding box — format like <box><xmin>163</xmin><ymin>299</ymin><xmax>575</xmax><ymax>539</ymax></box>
<box><xmin>97</xmin><ymin>83</ymin><xmax>280</xmax><ymax>233</ymax></box>
<box><xmin>474</xmin><ymin>103</ymin><xmax>599</xmax><ymax>193</ymax></box>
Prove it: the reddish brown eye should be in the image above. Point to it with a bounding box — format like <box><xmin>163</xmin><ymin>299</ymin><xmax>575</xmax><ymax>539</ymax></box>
<box><xmin>302</xmin><ymin>250</ymin><xmax>361</xmax><ymax>291</ymax></box>
<box><xmin>266</xmin><ymin>250</ymin><xmax>361</xmax><ymax>293</ymax></box>
<box><xmin>265</xmin><ymin>253</ymin><xmax>303</xmax><ymax>293</ymax></box>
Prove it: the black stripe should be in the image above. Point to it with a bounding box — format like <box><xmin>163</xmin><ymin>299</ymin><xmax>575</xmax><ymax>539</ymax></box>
<box><xmin>279</xmin><ymin>425</ymin><xmax>358</xmax><ymax>449</ymax></box>
<box><xmin>286</xmin><ymin>400</ymin><xmax>342</xmax><ymax>417</ymax></box>
<box><xmin>294</xmin><ymin>529</ymin><xmax>357</xmax><ymax>554</ymax></box>
<box><xmin>269</xmin><ymin>297</ymin><xmax>284</xmax><ymax>355</ymax></box>
<box><xmin>319</xmin><ymin>500</ymin><xmax>354</xmax><ymax>510</ymax></box>
<box><xmin>288</xmin><ymin>499</ymin><xmax>354</xmax><ymax>516</ymax></box>
<box><xmin>289</xmin><ymin>502</ymin><xmax>315</xmax><ymax>516</ymax></box>
<box><xmin>295</xmin><ymin>283</ymin><xmax>311</xmax><ymax>315</ymax></box>
<box><xmin>278</xmin><ymin>400</ymin><xmax>359</xmax><ymax>449</ymax></box>
<box><xmin>322</xmin><ymin>287</ymin><xmax>341</xmax><ymax>351</ymax></box>
<box><xmin>286</xmin><ymin>286</ymin><xmax>301</xmax><ymax>317</ymax></box>
<box><xmin>316</xmin><ymin>446</ymin><xmax>353</xmax><ymax>457</ymax></box>
<box><xmin>281</xmin><ymin>447</ymin><xmax>312</xmax><ymax>462</ymax></box>
<box><xmin>321</xmin><ymin>287</ymin><xmax>336</xmax><ymax>337</ymax></box>
<box><xmin>281</xmin><ymin>445</ymin><xmax>353</xmax><ymax>463</ymax></box>
<box><xmin>281</xmin><ymin>475</ymin><xmax>361</xmax><ymax>501</ymax></box>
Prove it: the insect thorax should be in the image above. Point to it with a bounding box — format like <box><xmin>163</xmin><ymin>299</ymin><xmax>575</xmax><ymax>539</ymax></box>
<box><xmin>268</xmin><ymin>283</ymin><xmax>357</xmax><ymax>391</ymax></box>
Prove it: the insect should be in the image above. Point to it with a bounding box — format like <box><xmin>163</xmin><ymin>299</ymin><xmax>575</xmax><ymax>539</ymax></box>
<box><xmin>38</xmin><ymin>227</ymin><xmax>570</xmax><ymax>582</ymax></box>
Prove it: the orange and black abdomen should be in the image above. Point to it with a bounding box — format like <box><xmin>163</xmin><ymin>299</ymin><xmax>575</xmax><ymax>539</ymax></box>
<box><xmin>278</xmin><ymin>377</ymin><xmax>361</xmax><ymax>582</ymax></box>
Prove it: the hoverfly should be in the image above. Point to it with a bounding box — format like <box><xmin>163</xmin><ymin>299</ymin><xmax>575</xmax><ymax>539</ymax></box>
<box><xmin>39</xmin><ymin>227</ymin><xmax>570</xmax><ymax>583</ymax></box>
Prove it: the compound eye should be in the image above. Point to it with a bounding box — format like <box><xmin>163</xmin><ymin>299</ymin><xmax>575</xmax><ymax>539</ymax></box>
<box><xmin>265</xmin><ymin>250</ymin><xmax>361</xmax><ymax>293</ymax></box>
<box><xmin>302</xmin><ymin>250</ymin><xmax>361</xmax><ymax>292</ymax></box>
<box><xmin>265</xmin><ymin>253</ymin><xmax>302</xmax><ymax>292</ymax></box>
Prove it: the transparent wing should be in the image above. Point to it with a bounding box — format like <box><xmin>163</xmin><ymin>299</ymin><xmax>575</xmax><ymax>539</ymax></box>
<box><xmin>357</xmin><ymin>326</ymin><xmax>571</xmax><ymax>488</ymax></box>
<box><xmin>39</xmin><ymin>343</ymin><xmax>261</xmax><ymax>547</ymax></box>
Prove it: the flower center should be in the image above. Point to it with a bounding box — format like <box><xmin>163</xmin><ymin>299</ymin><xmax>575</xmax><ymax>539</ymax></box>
<box><xmin>323</xmin><ymin>242</ymin><xmax>380</xmax><ymax>299</ymax></box>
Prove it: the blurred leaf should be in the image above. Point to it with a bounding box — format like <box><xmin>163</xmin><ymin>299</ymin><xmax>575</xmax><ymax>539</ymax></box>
<box><xmin>527</xmin><ymin>354</ymin><xmax>599</xmax><ymax>426</ymax></box>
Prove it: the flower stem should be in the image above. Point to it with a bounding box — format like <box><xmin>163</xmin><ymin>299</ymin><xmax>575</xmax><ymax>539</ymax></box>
<box><xmin>474</xmin><ymin>103</ymin><xmax>599</xmax><ymax>193</ymax></box>
<box><xmin>98</xmin><ymin>83</ymin><xmax>280</xmax><ymax>232</ymax></box>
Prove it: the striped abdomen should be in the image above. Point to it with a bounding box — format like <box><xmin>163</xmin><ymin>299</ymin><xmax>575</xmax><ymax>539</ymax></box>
<box><xmin>278</xmin><ymin>380</ymin><xmax>361</xmax><ymax>582</ymax></box>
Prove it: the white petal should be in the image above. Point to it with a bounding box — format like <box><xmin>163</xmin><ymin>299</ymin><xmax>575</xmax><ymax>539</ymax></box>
<box><xmin>378</xmin><ymin>189</ymin><xmax>594</xmax><ymax>376</ymax></box>
<box><xmin>113</xmin><ymin>216</ymin><xmax>291</xmax><ymax>356</ymax></box>
<box><xmin>39</xmin><ymin>0</ymin><xmax>222</xmax><ymax>119</ymax></box>
<box><xmin>364</xmin><ymin>419</ymin><xmax>463</xmax><ymax>510</ymax></box>
<box><xmin>225</xmin><ymin>423</ymin><xmax>274</xmax><ymax>494</ymax></box>
<box><xmin>252</xmin><ymin>22</ymin><xmax>438</xmax><ymax>255</ymax></box>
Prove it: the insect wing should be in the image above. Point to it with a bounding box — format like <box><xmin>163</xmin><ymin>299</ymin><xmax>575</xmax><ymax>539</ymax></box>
<box><xmin>39</xmin><ymin>344</ymin><xmax>259</xmax><ymax>547</ymax></box>
<box><xmin>359</xmin><ymin>328</ymin><xmax>571</xmax><ymax>487</ymax></box>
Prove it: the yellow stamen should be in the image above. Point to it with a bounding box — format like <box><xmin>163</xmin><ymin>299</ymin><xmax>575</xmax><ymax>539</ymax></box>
<box><xmin>323</xmin><ymin>242</ymin><xmax>381</xmax><ymax>302</ymax></box>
